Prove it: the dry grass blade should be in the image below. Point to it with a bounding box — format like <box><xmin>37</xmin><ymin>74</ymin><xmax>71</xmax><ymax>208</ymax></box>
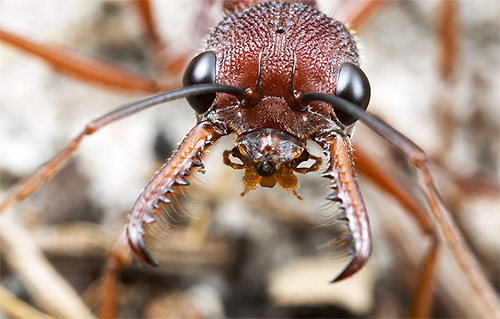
<box><xmin>0</xmin><ymin>285</ymin><xmax>54</xmax><ymax>319</ymax></box>
<box><xmin>0</xmin><ymin>212</ymin><xmax>95</xmax><ymax>318</ymax></box>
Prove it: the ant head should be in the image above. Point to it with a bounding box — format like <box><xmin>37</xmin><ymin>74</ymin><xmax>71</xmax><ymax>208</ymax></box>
<box><xmin>196</xmin><ymin>1</ymin><xmax>370</xmax><ymax>136</ymax></box>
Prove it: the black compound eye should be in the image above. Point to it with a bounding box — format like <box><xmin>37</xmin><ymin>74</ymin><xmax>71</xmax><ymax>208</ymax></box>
<box><xmin>182</xmin><ymin>51</ymin><xmax>217</xmax><ymax>114</ymax></box>
<box><xmin>334</xmin><ymin>62</ymin><xmax>371</xmax><ymax>125</ymax></box>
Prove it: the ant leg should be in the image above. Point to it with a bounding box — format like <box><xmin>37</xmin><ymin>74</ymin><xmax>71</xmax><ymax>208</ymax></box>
<box><xmin>354</xmin><ymin>148</ymin><xmax>439</xmax><ymax>318</ymax></box>
<box><xmin>437</xmin><ymin>0</ymin><xmax>459</xmax><ymax>83</ymax></box>
<box><xmin>336</xmin><ymin>0</ymin><xmax>388</xmax><ymax>30</ymax></box>
<box><xmin>433</xmin><ymin>0</ymin><xmax>459</xmax><ymax>155</ymax></box>
<box><xmin>358</xmin><ymin>113</ymin><xmax>500</xmax><ymax>318</ymax></box>
<box><xmin>431</xmin><ymin>2</ymin><xmax>498</xmax><ymax>198</ymax></box>
<box><xmin>0</xmin><ymin>29</ymin><xmax>165</xmax><ymax>93</ymax></box>
<box><xmin>131</xmin><ymin>0</ymin><xmax>194</xmax><ymax>77</ymax></box>
<box><xmin>0</xmin><ymin>128</ymin><xmax>88</xmax><ymax>214</ymax></box>
<box><xmin>98</xmin><ymin>229</ymin><xmax>133</xmax><ymax>319</ymax></box>
<box><xmin>1</xmin><ymin>1</ymin><xmax>200</xmax><ymax>93</ymax></box>
<box><xmin>300</xmin><ymin>90</ymin><xmax>500</xmax><ymax>317</ymax></box>
<box><xmin>0</xmin><ymin>85</ymin><xmax>233</xmax><ymax>215</ymax></box>
<box><xmin>131</xmin><ymin>0</ymin><xmax>164</xmax><ymax>52</ymax></box>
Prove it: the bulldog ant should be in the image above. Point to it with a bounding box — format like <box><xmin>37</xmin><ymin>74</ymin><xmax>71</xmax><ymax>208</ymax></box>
<box><xmin>0</xmin><ymin>1</ymin><xmax>499</xmax><ymax>318</ymax></box>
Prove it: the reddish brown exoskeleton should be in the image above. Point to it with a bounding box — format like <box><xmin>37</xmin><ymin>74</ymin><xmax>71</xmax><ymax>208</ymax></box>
<box><xmin>126</xmin><ymin>1</ymin><xmax>371</xmax><ymax>282</ymax></box>
<box><xmin>1</xmin><ymin>1</ymin><xmax>499</xmax><ymax>318</ymax></box>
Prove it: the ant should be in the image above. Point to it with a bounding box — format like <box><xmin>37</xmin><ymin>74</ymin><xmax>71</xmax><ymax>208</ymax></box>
<box><xmin>0</xmin><ymin>1</ymin><xmax>499</xmax><ymax>318</ymax></box>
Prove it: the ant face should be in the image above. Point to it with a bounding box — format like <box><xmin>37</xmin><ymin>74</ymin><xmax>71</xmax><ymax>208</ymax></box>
<box><xmin>182</xmin><ymin>2</ymin><xmax>370</xmax><ymax>198</ymax></box>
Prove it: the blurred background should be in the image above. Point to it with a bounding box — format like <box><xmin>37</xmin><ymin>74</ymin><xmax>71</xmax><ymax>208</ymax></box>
<box><xmin>0</xmin><ymin>0</ymin><xmax>498</xmax><ymax>318</ymax></box>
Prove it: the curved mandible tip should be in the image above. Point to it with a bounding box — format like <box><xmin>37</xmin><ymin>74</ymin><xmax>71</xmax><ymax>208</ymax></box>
<box><xmin>126</xmin><ymin>122</ymin><xmax>223</xmax><ymax>266</ymax></box>
<box><xmin>331</xmin><ymin>240</ymin><xmax>371</xmax><ymax>283</ymax></box>
<box><xmin>127</xmin><ymin>224</ymin><xmax>158</xmax><ymax>266</ymax></box>
<box><xmin>315</xmin><ymin>132</ymin><xmax>372</xmax><ymax>283</ymax></box>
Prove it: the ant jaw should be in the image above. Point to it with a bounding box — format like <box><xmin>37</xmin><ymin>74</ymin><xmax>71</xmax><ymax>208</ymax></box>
<box><xmin>127</xmin><ymin>225</ymin><xmax>159</xmax><ymax>267</ymax></box>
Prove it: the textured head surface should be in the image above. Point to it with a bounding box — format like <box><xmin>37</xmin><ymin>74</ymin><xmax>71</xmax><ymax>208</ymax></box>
<box><xmin>204</xmin><ymin>1</ymin><xmax>359</xmax><ymax>137</ymax></box>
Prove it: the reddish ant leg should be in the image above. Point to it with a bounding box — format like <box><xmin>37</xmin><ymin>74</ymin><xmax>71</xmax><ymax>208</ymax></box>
<box><xmin>0</xmin><ymin>0</ymin><xmax>190</xmax><ymax>93</ymax></box>
<box><xmin>0</xmin><ymin>29</ymin><xmax>163</xmax><ymax>93</ymax></box>
<box><xmin>301</xmin><ymin>92</ymin><xmax>500</xmax><ymax>318</ymax></box>
<box><xmin>354</xmin><ymin>148</ymin><xmax>439</xmax><ymax>318</ymax></box>
<box><xmin>132</xmin><ymin>0</ymin><xmax>195</xmax><ymax>77</ymax></box>
<box><xmin>98</xmin><ymin>229</ymin><xmax>132</xmax><ymax>319</ymax></box>
<box><xmin>0</xmin><ymin>83</ymin><xmax>243</xmax><ymax>319</ymax></box>
<box><xmin>0</xmin><ymin>84</ymin><xmax>243</xmax><ymax>216</ymax></box>
<box><xmin>131</xmin><ymin>0</ymin><xmax>164</xmax><ymax>52</ymax></box>
<box><xmin>336</xmin><ymin>0</ymin><xmax>388</xmax><ymax>30</ymax></box>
